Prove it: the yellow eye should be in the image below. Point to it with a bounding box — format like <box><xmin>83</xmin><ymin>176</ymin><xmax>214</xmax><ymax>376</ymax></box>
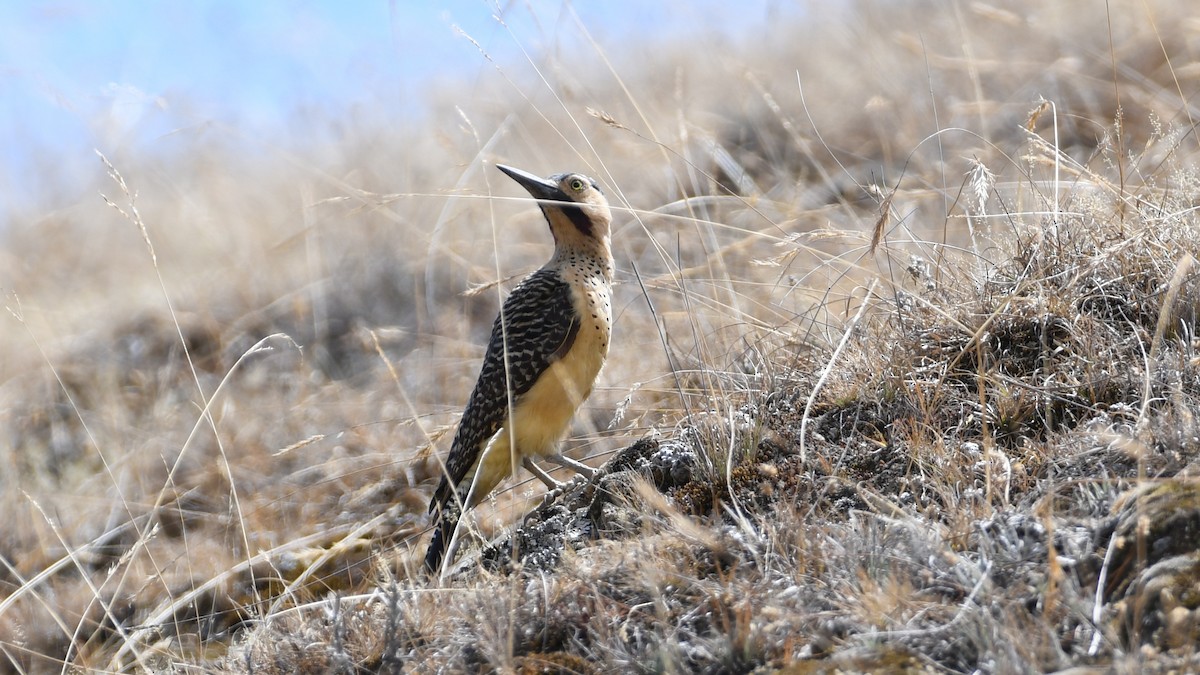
<box><xmin>569</xmin><ymin>178</ymin><xmax>586</xmax><ymax>191</ymax></box>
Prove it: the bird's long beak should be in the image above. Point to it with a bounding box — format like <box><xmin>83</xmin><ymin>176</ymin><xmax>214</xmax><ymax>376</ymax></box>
<box><xmin>497</xmin><ymin>164</ymin><xmax>567</xmax><ymax>202</ymax></box>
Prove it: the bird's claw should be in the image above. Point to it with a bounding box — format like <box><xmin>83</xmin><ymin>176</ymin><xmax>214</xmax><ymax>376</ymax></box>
<box><xmin>539</xmin><ymin>474</ymin><xmax>588</xmax><ymax>507</ymax></box>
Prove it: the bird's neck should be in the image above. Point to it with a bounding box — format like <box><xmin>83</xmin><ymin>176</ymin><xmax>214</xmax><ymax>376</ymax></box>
<box><xmin>553</xmin><ymin>234</ymin><xmax>613</xmax><ymax>282</ymax></box>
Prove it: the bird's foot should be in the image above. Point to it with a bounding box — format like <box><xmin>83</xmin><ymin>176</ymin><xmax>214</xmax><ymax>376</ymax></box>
<box><xmin>538</xmin><ymin>473</ymin><xmax>588</xmax><ymax>507</ymax></box>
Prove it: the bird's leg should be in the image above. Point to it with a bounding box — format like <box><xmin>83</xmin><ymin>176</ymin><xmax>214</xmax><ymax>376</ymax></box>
<box><xmin>543</xmin><ymin>453</ymin><xmax>597</xmax><ymax>479</ymax></box>
<box><xmin>522</xmin><ymin>456</ymin><xmax>563</xmax><ymax>490</ymax></box>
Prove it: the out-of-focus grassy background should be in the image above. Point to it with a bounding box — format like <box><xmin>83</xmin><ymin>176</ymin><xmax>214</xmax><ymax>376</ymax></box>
<box><xmin>2</xmin><ymin>0</ymin><xmax>1200</xmax><ymax>672</ymax></box>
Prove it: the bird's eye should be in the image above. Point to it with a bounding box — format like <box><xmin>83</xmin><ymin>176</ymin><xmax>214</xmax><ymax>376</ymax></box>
<box><xmin>569</xmin><ymin>178</ymin><xmax>586</xmax><ymax>191</ymax></box>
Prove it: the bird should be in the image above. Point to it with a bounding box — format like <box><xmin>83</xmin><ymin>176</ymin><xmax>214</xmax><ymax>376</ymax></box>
<box><xmin>424</xmin><ymin>163</ymin><xmax>614</xmax><ymax>576</ymax></box>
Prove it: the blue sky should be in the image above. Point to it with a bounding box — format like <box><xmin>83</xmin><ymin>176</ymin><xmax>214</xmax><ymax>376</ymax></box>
<box><xmin>0</xmin><ymin>1</ymin><xmax>790</xmax><ymax>210</ymax></box>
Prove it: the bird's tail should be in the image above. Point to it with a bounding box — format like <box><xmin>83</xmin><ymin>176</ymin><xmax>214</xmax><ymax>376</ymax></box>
<box><xmin>424</xmin><ymin>500</ymin><xmax>460</xmax><ymax>575</ymax></box>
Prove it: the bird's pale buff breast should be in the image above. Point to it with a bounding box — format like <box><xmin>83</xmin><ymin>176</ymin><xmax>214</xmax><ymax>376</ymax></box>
<box><xmin>513</xmin><ymin>267</ymin><xmax>611</xmax><ymax>455</ymax></box>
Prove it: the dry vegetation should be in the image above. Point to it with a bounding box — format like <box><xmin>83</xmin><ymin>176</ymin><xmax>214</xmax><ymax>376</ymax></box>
<box><xmin>3</xmin><ymin>0</ymin><xmax>1200</xmax><ymax>672</ymax></box>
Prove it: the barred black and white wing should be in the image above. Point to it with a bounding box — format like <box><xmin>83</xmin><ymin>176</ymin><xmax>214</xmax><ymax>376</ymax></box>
<box><xmin>424</xmin><ymin>268</ymin><xmax>580</xmax><ymax>570</ymax></box>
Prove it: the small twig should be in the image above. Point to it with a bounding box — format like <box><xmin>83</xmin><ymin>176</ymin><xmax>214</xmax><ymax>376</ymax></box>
<box><xmin>1089</xmin><ymin>527</ymin><xmax>1121</xmax><ymax>656</ymax></box>
<box><xmin>799</xmin><ymin>278</ymin><xmax>879</xmax><ymax>463</ymax></box>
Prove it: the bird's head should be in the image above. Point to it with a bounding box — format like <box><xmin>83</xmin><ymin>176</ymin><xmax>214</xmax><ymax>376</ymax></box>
<box><xmin>497</xmin><ymin>164</ymin><xmax>612</xmax><ymax>247</ymax></box>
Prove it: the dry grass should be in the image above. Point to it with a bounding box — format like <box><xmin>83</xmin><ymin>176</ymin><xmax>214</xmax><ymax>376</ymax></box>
<box><xmin>3</xmin><ymin>0</ymin><xmax>1200</xmax><ymax>672</ymax></box>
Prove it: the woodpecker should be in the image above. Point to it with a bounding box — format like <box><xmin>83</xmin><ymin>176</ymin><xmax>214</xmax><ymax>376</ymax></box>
<box><xmin>424</xmin><ymin>164</ymin><xmax>614</xmax><ymax>575</ymax></box>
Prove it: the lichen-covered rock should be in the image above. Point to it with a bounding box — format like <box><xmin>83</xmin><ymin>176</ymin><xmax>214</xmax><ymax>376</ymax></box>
<box><xmin>1100</xmin><ymin>480</ymin><xmax>1200</xmax><ymax>652</ymax></box>
<box><xmin>478</xmin><ymin>437</ymin><xmax>704</xmax><ymax>573</ymax></box>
